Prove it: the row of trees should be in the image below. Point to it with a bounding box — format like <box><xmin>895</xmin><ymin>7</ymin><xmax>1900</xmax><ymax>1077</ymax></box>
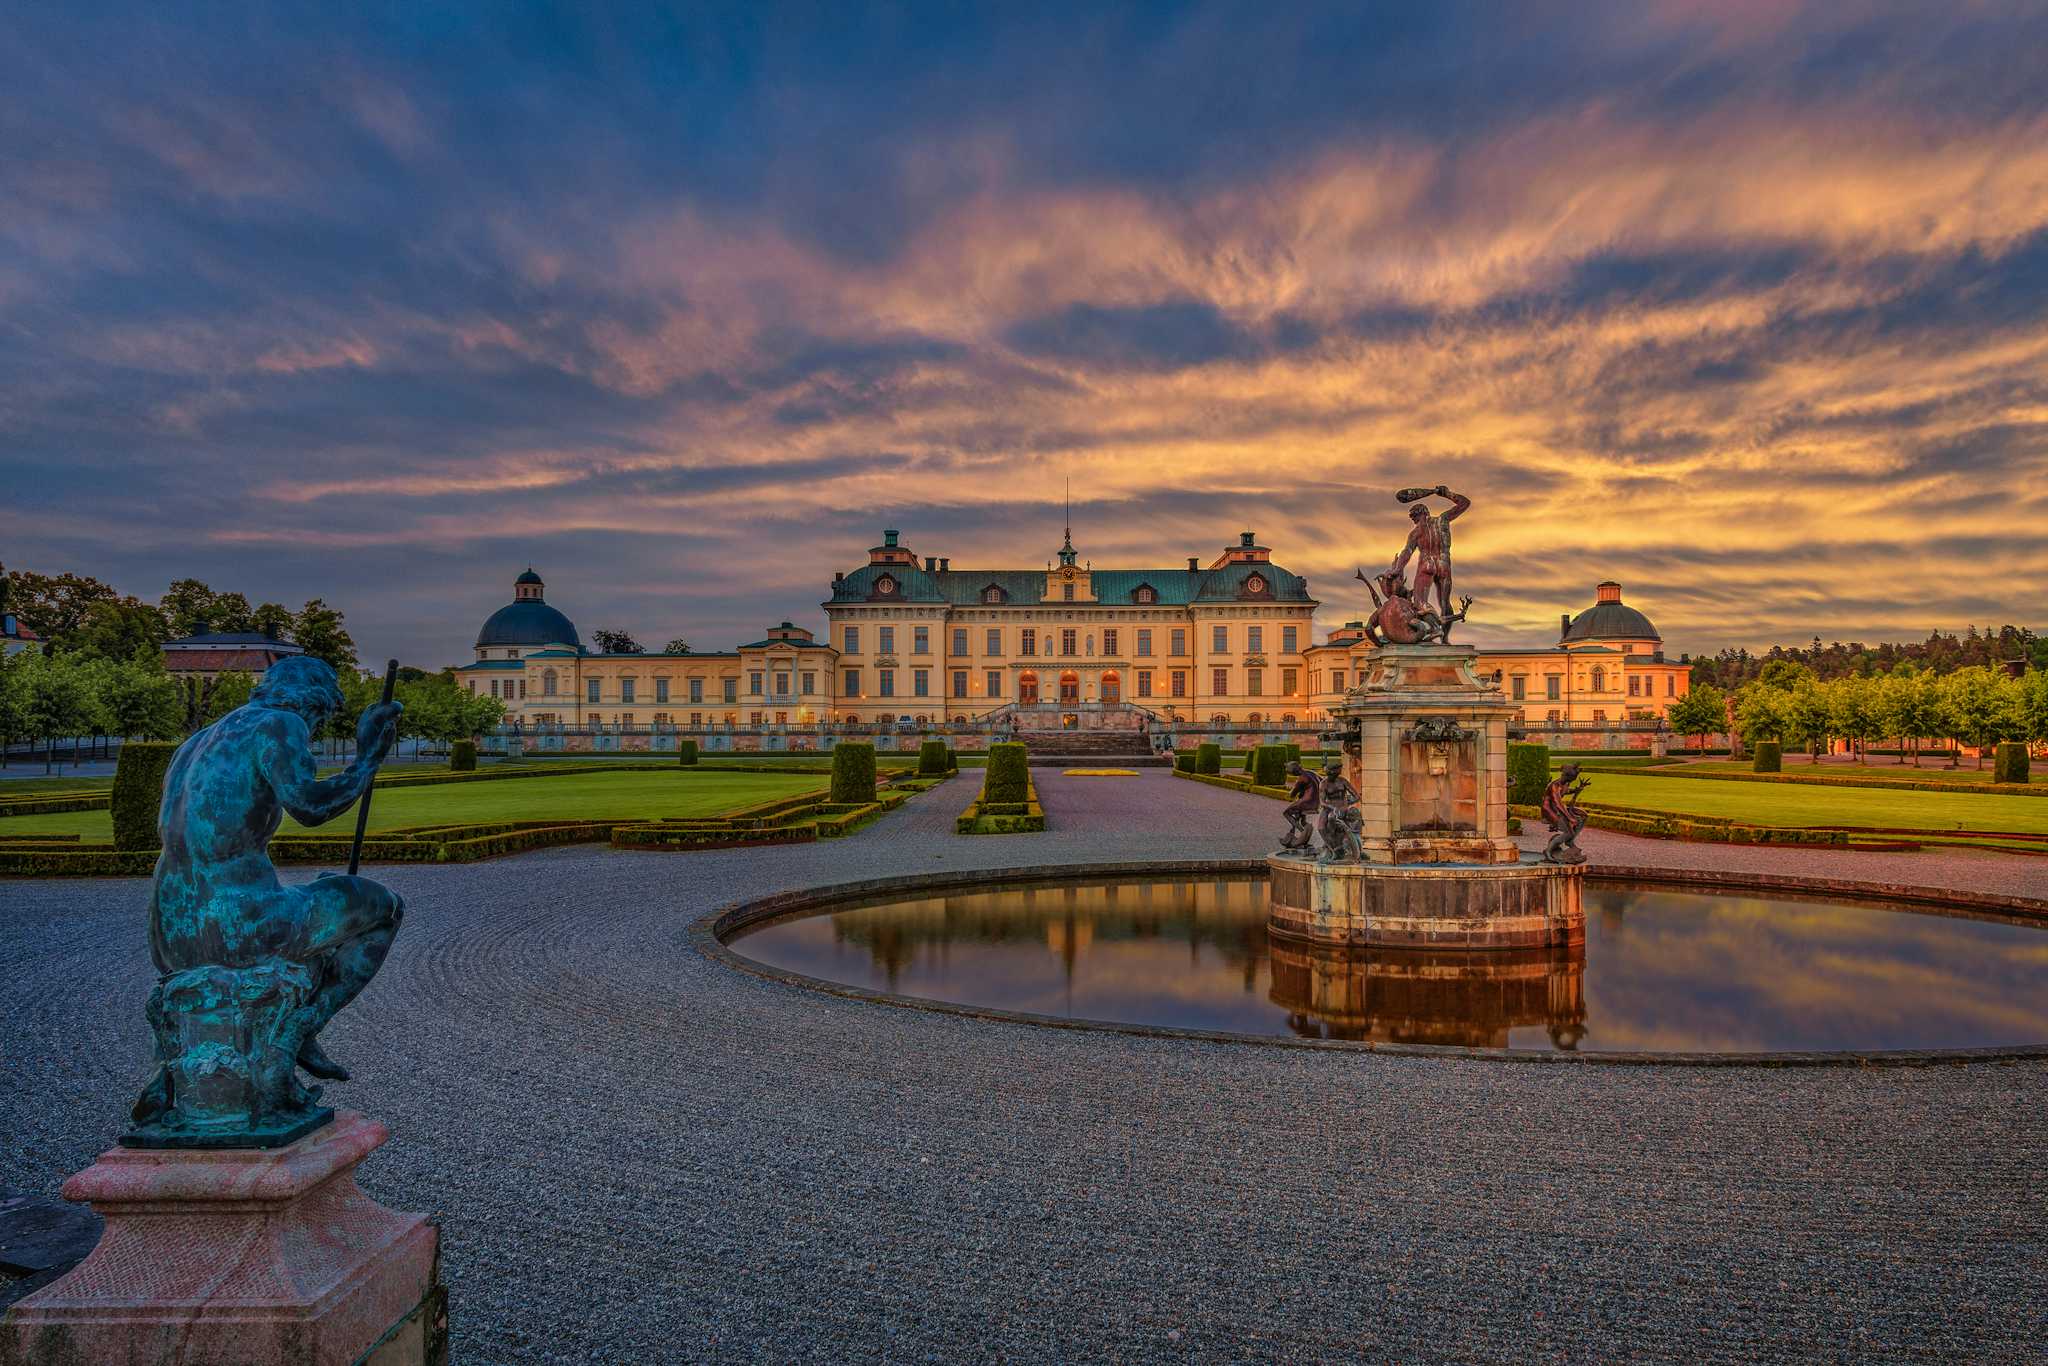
<box><xmin>1663</xmin><ymin>662</ymin><xmax>2048</xmax><ymax>766</ymax></box>
<box><xmin>1690</xmin><ymin>626</ymin><xmax>2046</xmax><ymax>690</ymax></box>
<box><xmin>0</xmin><ymin>649</ymin><xmax>505</xmax><ymax>770</ymax></box>
<box><xmin>589</xmin><ymin>629</ymin><xmax>692</xmax><ymax>656</ymax></box>
<box><xmin>1</xmin><ymin>565</ymin><xmax>356</xmax><ymax>671</ymax></box>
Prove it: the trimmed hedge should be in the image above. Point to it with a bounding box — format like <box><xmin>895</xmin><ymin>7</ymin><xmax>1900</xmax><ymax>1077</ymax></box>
<box><xmin>1507</xmin><ymin>743</ymin><xmax>1549</xmax><ymax>807</ymax></box>
<box><xmin>956</xmin><ymin>765</ymin><xmax>1045</xmax><ymax>834</ymax></box>
<box><xmin>112</xmin><ymin>741</ymin><xmax>179</xmax><ymax>852</ymax></box>
<box><xmin>918</xmin><ymin>738</ymin><xmax>950</xmax><ymax>776</ymax></box>
<box><xmin>984</xmin><ymin>743</ymin><xmax>1029</xmax><ymax>804</ymax></box>
<box><xmin>449</xmin><ymin>739</ymin><xmax>477</xmax><ymax>772</ymax></box>
<box><xmin>831</xmin><ymin>742</ymin><xmax>878</xmax><ymax>803</ymax></box>
<box><xmin>1195</xmin><ymin>742</ymin><xmax>1222</xmax><ymax>775</ymax></box>
<box><xmin>1752</xmin><ymin>741</ymin><xmax>1783</xmax><ymax>773</ymax></box>
<box><xmin>1994</xmin><ymin>742</ymin><xmax>2030</xmax><ymax>785</ymax></box>
<box><xmin>1174</xmin><ymin>750</ymin><xmax>1196</xmax><ymax>773</ymax></box>
<box><xmin>677</xmin><ymin>739</ymin><xmax>699</xmax><ymax>766</ymax></box>
<box><xmin>1252</xmin><ymin>745</ymin><xmax>1288</xmax><ymax>788</ymax></box>
<box><xmin>1241</xmin><ymin>748</ymin><xmax>1258</xmax><ymax>773</ymax></box>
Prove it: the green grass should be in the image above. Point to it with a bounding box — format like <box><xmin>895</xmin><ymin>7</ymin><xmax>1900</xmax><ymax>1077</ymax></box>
<box><xmin>0</xmin><ymin>769</ymin><xmax>829</xmax><ymax>840</ymax></box>
<box><xmin>0</xmin><ymin>775</ymin><xmax>115</xmax><ymax>794</ymax></box>
<box><xmin>1676</xmin><ymin>760</ymin><xmax>2046</xmax><ymax>785</ymax></box>
<box><xmin>1577</xmin><ymin>771</ymin><xmax>2048</xmax><ymax>836</ymax></box>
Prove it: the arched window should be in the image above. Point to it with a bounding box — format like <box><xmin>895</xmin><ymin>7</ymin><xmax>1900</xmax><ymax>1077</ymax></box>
<box><xmin>542</xmin><ymin>669</ymin><xmax>557</xmax><ymax>696</ymax></box>
<box><xmin>1591</xmin><ymin>666</ymin><xmax>1606</xmax><ymax>692</ymax></box>
<box><xmin>984</xmin><ymin>586</ymin><xmax>1002</xmax><ymax>604</ymax></box>
<box><xmin>1101</xmin><ymin>671</ymin><xmax>1120</xmax><ymax>704</ymax></box>
<box><xmin>1135</xmin><ymin>586</ymin><xmax>1156</xmax><ymax>605</ymax></box>
<box><xmin>1019</xmin><ymin>671</ymin><xmax>1040</xmax><ymax>705</ymax></box>
<box><xmin>1282</xmin><ymin>713</ymin><xmax>1297</xmax><ymax>724</ymax></box>
<box><xmin>1247</xmin><ymin>712</ymin><xmax>1263</xmax><ymax>725</ymax></box>
<box><xmin>1211</xmin><ymin>714</ymin><xmax>1229</xmax><ymax>726</ymax></box>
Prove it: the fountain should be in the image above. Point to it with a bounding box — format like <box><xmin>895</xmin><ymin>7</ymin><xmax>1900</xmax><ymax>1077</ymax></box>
<box><xmin>1266</xmin><ymin>485</ymin><xmax>1585</xmax><ymax>950</ymax></box>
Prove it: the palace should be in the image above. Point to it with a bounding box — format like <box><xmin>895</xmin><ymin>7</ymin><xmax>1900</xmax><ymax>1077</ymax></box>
<box><xmin>455</xmin><ymin>529</ymin><xmax>1691</xmax><ymax>732</ymax></box>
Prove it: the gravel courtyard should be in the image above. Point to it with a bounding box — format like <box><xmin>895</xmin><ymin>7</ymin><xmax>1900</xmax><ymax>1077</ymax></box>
<box><xmin>3</xmin><ymin>769</ymin><xmax>2043</xmax><ymax>1361</ymax></box>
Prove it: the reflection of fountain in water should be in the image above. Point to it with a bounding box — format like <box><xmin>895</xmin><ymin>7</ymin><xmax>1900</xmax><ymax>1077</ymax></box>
<box><xmin>1267</xmin><ymin>940</ymin><xmax>1587</xmax><ymax>1049</ymax></box>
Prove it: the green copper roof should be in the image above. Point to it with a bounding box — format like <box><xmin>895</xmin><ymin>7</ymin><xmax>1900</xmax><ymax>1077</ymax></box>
<box><xmin>826</xmin><ymin>561</ymin><xmax>1314</xmax><ymax>606</ymax></box>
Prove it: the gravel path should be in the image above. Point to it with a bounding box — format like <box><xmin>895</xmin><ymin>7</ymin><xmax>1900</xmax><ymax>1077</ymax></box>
<box><xmin>4</xmin><ymin>770</ymin><xmax>2043</xmax><ymax>1361</ymax></box>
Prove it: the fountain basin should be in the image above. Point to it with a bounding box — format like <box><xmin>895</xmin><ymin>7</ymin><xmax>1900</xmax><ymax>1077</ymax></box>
<box><xmin>1266</xmin><ymin>853</ymin><xmax>1584</xmax><ymax>949</ymax></box>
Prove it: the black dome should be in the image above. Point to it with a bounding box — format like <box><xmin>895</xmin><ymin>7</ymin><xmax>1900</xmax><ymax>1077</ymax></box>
<box><xmin>476</xmin><ymin>600</ymin><xmax>580</xmax><ymax>649</ymax></box>
<box><xmin>514</xmin><ymin>567</ymin><xmax>544</xmax><ymax>587</ymax></box>
<box><xmin>1563</xmin><ymin>600</ymin><xmax>1659</xmax><ymax>642</ymax></box>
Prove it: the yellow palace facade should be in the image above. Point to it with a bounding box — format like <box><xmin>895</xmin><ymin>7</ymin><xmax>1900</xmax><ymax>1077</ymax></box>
<box><xmin>456</xmin><ymin>533</ymin><xmax>1690</xmax><ymax>732</ymax></box>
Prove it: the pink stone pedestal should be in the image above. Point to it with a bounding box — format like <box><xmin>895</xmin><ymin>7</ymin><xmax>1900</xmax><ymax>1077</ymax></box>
<box><xmin>2</xmin><ymin>1112</ymin><xmax>443</xmax><ymax>1366</ymax></box>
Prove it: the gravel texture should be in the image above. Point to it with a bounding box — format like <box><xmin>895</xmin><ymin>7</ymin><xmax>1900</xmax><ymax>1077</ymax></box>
<box><xmin>4</xmin><ymin>769</ymin><xmax>2044</xmax><ymax>1361</ymax></box>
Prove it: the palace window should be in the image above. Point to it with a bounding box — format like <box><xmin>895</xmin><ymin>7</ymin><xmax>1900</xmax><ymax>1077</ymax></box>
<box><xmin>952</xmin><ymin>671</ymin><xmax>967</xmax><ymax>698</ymax></box>
<box><xmin>1135</xmin><ymin>586</ymin><xmax>1156</xmax><ymax>604</ymax></box>
<box><xmin>1592</xmin><ymin>666</ymin><xmax>1607</xmax><ymax>692</ymax></box>
<box><xmin>1331</xmin><ymin>670</ymin><xmax>1345</xmax><ymax>690</ymax></box>
<box><xmin>985</xmin><ymin>670</ymin><xmax>1002</xmax><ymax>698</ymax></box>
<box><xmin>913</xmin><ymin>669</ymin><xmax>930</xmax><ymax>697</ymax></box>
<box><xmin>1102</xmin><ymin>629</ymin><xmax>1118</xmax><ymax>656</ymax></box>
<box><xmin>587</xmin><ymin>679</ymin><xmax>601</xmax><ymax>703</ymax></box>
<box><xmin>952</xmin><ymin>628</ymin><xmax>968</xmax><ymax>655</ymax></box>
<box><xmin>656</xmin><ymin>678</ymin><xmax>669</xmax><ymax>703</ymax></box>
<box><xmin>1282</xmin><ymin>625</ymin><xmax>1298</xmax><ymax>653</ymax></box>
<box><xmin>1546</xmin><ymin>676</ymin><xmax>1561</xmax><ymax>700</ymax></box>
<box><xmin>488</xmin><ymin>680</ymin><xmax>499</xmax><ymax>698</ymax></box>
<box><xmin>1547</xmin><ymin>709</ymin><xmax>1561</xmax><ymax>722</ymax></box>
<box><xmin>801</xmin><ymin>672</ymin><xmax>815</xmax><ymax>695</ymax></box>
<box><xmin>775</xmin><ymin>673</ymin><xmax>790</xmax><ymax>696</ymax></box>
<box><xmin>690</xmin><ymin>678</ymin><xmax>703</xmax><ymax>703</ymax></box>
<box><xmin>1021</xmin><ymin>629</ymin><xmax>1036</xmax><ymax>656</ymax></box>
<box><xmin>1667</xmin><ymin>676</ymin><xmax>1677</xmax><ymax>696</ymax></box>
<box><xmin>1171</xmin><ymin>628</ymin><xmax>1187</xmax><ymax>656</ymax></box>
<box><xmin>1061</xmin><ymin>629</ymin><xmax>1077</xmax><ymax>655</ymax></box>
<box><xmin>1281</xmin><ymin>667</ymin><xmax>1297</xmax><ymax>694</ymax></box>
<box><xmin>844</xmin><ymin>626</ymin><xmax>860</xmax><ymax>654</ymax></box>
<box><xmin>620</xmin><ymin>714</ymin><xmax>634</xmax><ymax>729</ymax></box>
<box><xmin>914</xmin><ymin>627</ymin><xmax>930</xmax><ymax>654</ymax></box>
<box><xmin>1593</xmin><ymin>710</ymin><xmax>1607</xmax><ymax>723</ymax></box>
<box><xmin>621</xmin><ymin>679</ymin><xmax>636</xmax><ymax>702</ymax></box>
<box><xmin>878</xmin><ymin>627</ymin><xmax>895</xmax><ymax>654</ymax></box>
<box><xmin>723</xmin><ymin>679</ymin><xmax>737</xmax><ymax>703</ymax></box>
<box><xmin>1062</xmin><ymin>584</ymin><xmax>1074</xmax><ymax>601</ymax></box>
<box><xmin>1629</xmin><ymin>676</ymin><xmax>1640</xmax><ymax>697</ymax></box>
<box><xmin>588</xmin><ymin>713</ymin><xmax>601</xmax><ymax>726</ymax></box>
<box><xmin>542</xmin><ymin>669</ymin><xmax>557</xmax><ymax>696</ymax></box>
<box><xmin>1247</xmin><ymin>626</ymin><xmax>1263</xmax><ymax>653</ymax></box>
<box><xmin>1512</xmin><ymin>676</ymin><xmax>1526</xmax><ymax>701</ymax></box>
<box><xmin>984</xmin><ymin>586</ymin><xmax>1002</xmax><ymax>604</ymax></box>
<box><xmin>986</xmin><ymin>628</ymin><xmax>1001</xmax><ymax>654</ymax></box>
<box><xmin>1171</xmin><ymin>670</ymin><xmax>1187</xmax><ymax>697</ymax></box>
<box><xmin>879</xmin><ymin>670</ymin><xmax>895</xmax><ymax>698</ymax></box>
<box><xmin>844</xmin><ymin>670</ymin><xmax>861</xmax><ymax>697</ymax></box>
<box><xmin>750</xmin><ymin>712</ymin><xmax>762</xmax><ymax>725</ymax></box>
<box><xmin>691</xmin><ymin>712</ymin><xmax>702</xmax><ymax>726</ymax></box>
<box><xmin>1213</xmin><ymin>667</ymin><xmax>1230</xmax><ymax>696</ymax></box>
<box><xmin>750</xmin><ymin>671</ymin><xmax>764</xmax><ymax>694</ymax></box>
<box><xmin>1137</xmin><ymin>670</ymin><xmax>1153</xmax><ymax>698</ymax></box>
<box><xmin>1246</xmin><ymin>668</ymin><xmax>1263</xmax><ymax>696</ymax></box>
<box><xmin>1212</xmin><ymin>626</ymin><xmax>1229</xmax><ymax>653</ymax></box>
<box><xmin>1137</xmin><ymin>629</ymin><xmax>1153</xmax><ymax>656</ymax></box>
<box><xmin>520</xmin><ymin>680</ymin><xmax>528</xmax><ymax>699</ymax></box>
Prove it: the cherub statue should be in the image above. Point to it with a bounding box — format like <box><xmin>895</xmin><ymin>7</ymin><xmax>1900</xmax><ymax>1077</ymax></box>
<box><xmin>1540</xmin><ymin>762</ymin><xmax>1591</xmax><ymax>865</ymax></box>
<box><xmin>1316</xmin><ymin>761</ymin><xmax>1363</xmax><ymax>863</ymax></box>
<box><xmin>1275</xmin><ymin>760</ymin><xmax>1321</xmax><ymax>855</ymax></box>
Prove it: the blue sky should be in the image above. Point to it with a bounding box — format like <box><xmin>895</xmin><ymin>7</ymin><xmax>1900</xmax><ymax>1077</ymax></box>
<box><xmin>4</xmin><ymin>1</ymin><xmax>2045</xmax><ymax>666</ymax></box>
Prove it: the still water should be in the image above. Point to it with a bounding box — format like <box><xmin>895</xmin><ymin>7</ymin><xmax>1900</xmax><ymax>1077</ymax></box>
<box><xmin>729</xmin><ymin>875</ymin><xmax>2048</xmax><ymax>1053</ymax></box>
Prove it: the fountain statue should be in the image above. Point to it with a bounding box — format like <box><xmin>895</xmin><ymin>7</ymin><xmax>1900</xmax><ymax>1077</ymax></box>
<box><xmin>1275</xmin><ymin>760</ymin><xmax>1320</xmax><ymax>855</ymax></box>
<box><xmin>1540</xmin><ymin>763</ymin><xmax>1591</xmax><ymax>865</ymax></box>
<box><xmin>1267</xmin><ymin>486</ymin><xmax>1586</xmax><ymax>952</ymax></box>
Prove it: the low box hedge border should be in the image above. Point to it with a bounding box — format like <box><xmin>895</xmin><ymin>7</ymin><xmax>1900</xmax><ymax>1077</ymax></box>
<box><xmin>957</xmin><ymin>767</ymin><xmax>1046</xmax><ymax>834</ymax></box>
<box><xmin>1605</xmin><ymin>766</ymin><xmax>2048</xmax><ymax>798</ymax></box>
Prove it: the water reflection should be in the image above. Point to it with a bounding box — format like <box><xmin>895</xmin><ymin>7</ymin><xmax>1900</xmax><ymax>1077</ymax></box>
<box><xmin>729</xmin><ymin>875</ymin><xmax>2048</xmax><ymax>1053</ymax></box>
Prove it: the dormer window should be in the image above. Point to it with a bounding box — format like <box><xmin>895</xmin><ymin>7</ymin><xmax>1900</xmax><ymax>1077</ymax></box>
<box><xmin>983</xmin><ymin>586</ymin><xmax>1003</xmax><ymax>604</ymax></box>
<box><xmin>1133</xmin><ymin>585</ymin><xmax>1157</xmax><ymax>605</ymax></box>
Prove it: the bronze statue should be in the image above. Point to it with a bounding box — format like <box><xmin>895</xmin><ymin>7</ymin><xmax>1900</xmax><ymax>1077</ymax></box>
<box><xmin>1540</xmin><ymin>762</ymin><xmax>1590</xmax><ymax>865</ymax></box>
<box><xmin>1316</xmin><ymin>761</ymin><xmax>1363</xmax><ymax>863</ymax></box>
<box><xmin>1392</xmin><ymin>484</ymin><xmax>1469</xmax><ymax>621</ymax></box>
<box><xmin>1276</xmin><ymin>760</ymin><xmax>1321</xmax><ymax>855</ymax></box>
<box><xmin>130</xmin><ymin>656</ymin><xmax>405</xmax><ymax>1147</ymax></box>
<box><xmin>1357</xmin><ymin>568</ymin><xmax>1473</xmax><ymax>646</ymax></box>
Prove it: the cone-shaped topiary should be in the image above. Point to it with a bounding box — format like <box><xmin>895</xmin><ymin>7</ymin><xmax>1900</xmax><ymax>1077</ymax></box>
<box><xmin>1507</xmin><ymin>743</ymin><xmax>1549</xmax><ymax>806</ymax></box>
<box><xmin>1993</xmin><ymin>741</ymin><xmax>2028</xmax><ymax>784</ymax></box>
<box><xmin>984</xmin><ymin>742</ymin><xmax>1029</xmax><ymax>804</ymax></box>
<box><xmin>831</xmin><ymin>742</ymin><xmax>877</xmax><ymax>803</ymax></box>
<box><xmin>112</xmin><ymin>741</ymin><xmax>179</xmax><ymax>852</ymax></box>
<box><xmin>1195</xmin><ymin>742</ymin><xmax>1221</xmax><ymax>775</ymax></box>
<box><xmin>450</xmin><ymin>739</ymin><xmax>477</xmax><ymax>772</ymax></box>
<box><xmin>1752</xmin><ymin>741</ymin><xmax>1782</xmax><ymax>773</ymax></box>
<box><xmin>677</xmin><ymin>739</ymin><xmax>699</xmax><ymax>766</ymax></box>
<box><xmin>918</xmin><ymin>738</ymin><xmax>949</xmax><ymax>775</ymax></box>
<box><xmin>1252</xmin><ymin>745</ymin><xmax>1288</xmax><ymax>787</ymax></box>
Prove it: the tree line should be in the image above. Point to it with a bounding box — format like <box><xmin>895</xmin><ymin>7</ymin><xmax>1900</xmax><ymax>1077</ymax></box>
<box><xmin>1</xmin><ymin>565</ymin><xmax>357</xmax><ymax>671</ymax></box>
<box><xmin>1690</xmin><ymin>625</ymin><xmax>2045</xmax><ymax>690</ymax></box>
<box><xmin>1663</xmin><ymin>661</ymin><xmax>2048</xmax><ymax>766</ymax></box>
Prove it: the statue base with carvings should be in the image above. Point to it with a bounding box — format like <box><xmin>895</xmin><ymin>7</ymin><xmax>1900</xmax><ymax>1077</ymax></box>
<box><xmin>1269</xmin><ymin>644</ymin><xmax>1584</xmax><ymax>951</ymax></box>
<box><xmin>1</xmin><ymin>1112</ymin><xmax>444</xmax><ymax>1366</ymax></box>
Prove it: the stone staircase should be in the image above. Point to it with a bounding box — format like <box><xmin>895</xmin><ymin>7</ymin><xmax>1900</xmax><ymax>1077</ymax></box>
<box><xmin>1012</xmin><ymin>730</ymin><xmax>1167</xmax><ymax>765</ymax></box>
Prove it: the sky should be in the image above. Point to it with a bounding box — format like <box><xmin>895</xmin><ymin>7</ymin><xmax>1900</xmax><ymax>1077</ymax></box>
<box><xmin>4</xmin><ymin>1</ymin><xmax>2046</xmax><ymax>669</ymax></box>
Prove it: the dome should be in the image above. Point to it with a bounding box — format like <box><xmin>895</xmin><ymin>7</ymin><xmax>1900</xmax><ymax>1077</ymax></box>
<box><xmin>476</xmin><ymin>599</ymin><xmax>580</xmax><ymax>649</ymax></box>
<box><xmin>1562</xmin><ymin>582</ymin><xmax>1659</xmax><ymax>643</ymax></box>
<box><xmin>514</xmin><ymin>567</ymin><xmax>544</xmax><ymax>587</ymax></box>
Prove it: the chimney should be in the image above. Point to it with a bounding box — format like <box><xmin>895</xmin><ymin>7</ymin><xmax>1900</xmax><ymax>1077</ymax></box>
<box><xmin>1561</xmin><ymin>614</ymin><xmax>1572</xmax><ymax>640</ymax></box>
<box><xmin>939</xmin><ymin>558</ymin><xmax>949</xmax><ymax>572</ymax></box>
<box><xmin>925</xmin><ymin>557</ymin><xmax>936</xmax><ymax>572</ymax></box>
<box><xmin>832</xmin><ymin>571</ymin><xmax>844</xmax><ymax>584</ymax></box>
<box><xmin>1188</xmin><ymin>557</ymin><xmax>1199</xmax><ymax>571</ymax></box>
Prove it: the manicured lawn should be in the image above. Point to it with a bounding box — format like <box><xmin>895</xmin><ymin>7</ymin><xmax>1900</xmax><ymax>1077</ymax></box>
<box><xmin>0</xmin><ymin>775</ymin><xmax>114</xmax><ymax>794</ymax></box>
<box><xmin>1675</xmin><ymin>760</ymin><xmax>2044</xmax><ymax>785</ymax></box>
<box><xmin>1577</xmin><ymin>771</ymin><xmax>2048</xmax><ymax>835</ymax></box>
<box><xmin>0</xmin><ymin>769</ymin><xmax>829</xmax><ymax>840</ymax></box>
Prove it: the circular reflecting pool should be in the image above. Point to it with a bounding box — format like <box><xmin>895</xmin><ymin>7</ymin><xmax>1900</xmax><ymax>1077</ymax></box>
<box><xmin>728</xmin><ymin>874</ymin><xmax>2048</xmax><ymax>1053</ymax></box>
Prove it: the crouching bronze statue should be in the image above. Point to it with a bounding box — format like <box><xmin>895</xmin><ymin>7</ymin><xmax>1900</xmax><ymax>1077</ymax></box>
<box><xmin>1540</xmin><ymin>763</ymin><xmax>1591</xmax><ymax>865</ymax></box>
<box><xmin>1276</xmin><ymin>760</ymin><xmax>1321</xmax><ymax>855</ymax></box>
<box><xmin>129</xmin><ymin>656</ymin><xmax>405</xmax><ymax>1148</ymax></box>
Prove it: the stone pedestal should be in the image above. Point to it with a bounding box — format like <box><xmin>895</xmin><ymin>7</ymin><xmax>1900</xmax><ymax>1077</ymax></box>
<box><xmin>2</xmin><ymin>1112</ymin><xmax>443</xmax><ymax>1366</ymax></box>
<box><xmin>1267</xmin><ymin>855</ymin><xmax>1584</xmax><ymax>950</ymax></box>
